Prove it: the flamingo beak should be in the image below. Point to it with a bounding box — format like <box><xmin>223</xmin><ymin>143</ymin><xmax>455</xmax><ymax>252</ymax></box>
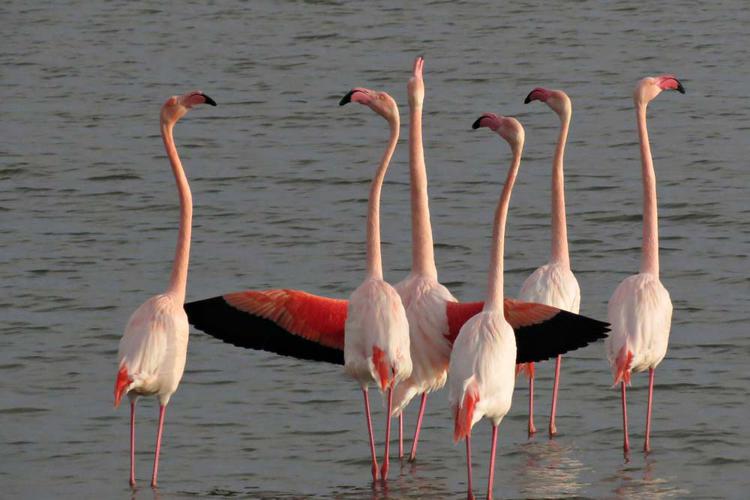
<box><xmin>523</xmin><ymin>91</ymin><xmax>535</xmax><ymax>104</ymax></box>
<box><xmin>471</xmin><ymin>117</ymin><xmax>484</xmax><ymax>130</ymax></box>
<box><xmin>339</xmin><ymin>90</ymin><xmax>357</xmax><ymax>106</ymax></box>
<box><xmin>201</xmin><ymin>94</ymin><xmax>217</xmax><ymax>106</ymax></box>
<box><xmin>675</xmin><ymin>80</ymin><xmax>686</xmax><ymax>94</ymax></box>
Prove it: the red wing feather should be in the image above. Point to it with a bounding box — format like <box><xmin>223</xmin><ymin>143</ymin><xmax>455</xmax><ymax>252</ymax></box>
<box><xmin>224</xmin><ymin>290</ymin><xmax>347</xmax><ymax>351</ymax></box>
<box><xmin>185</xmin><ymin>289</ymin><xmax>347</xmax><ymax>364</ymax></box>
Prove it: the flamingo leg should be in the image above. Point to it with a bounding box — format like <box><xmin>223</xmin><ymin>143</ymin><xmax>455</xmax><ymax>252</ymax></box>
<box><xmin>549</xmin><ymin>355</ymin><xmax>562</xmax><ymax>436</ymax></box>
<box><xmin>465</xmin><ymin>435</ymin><xmax>474</xmax><ymax>500</ymax></box>
<box><xmin>381</xmin><ymin>388</ymin><xmax>393</xmax><ymax>480</ymax></box>
<box><xmin>398</xmin><ymin>412</ymin><xmax>404</xmax><ymax>458</ymax></box>
<box><xmin>362</xmin><ymin>389</ymin><xmax>380</xmax><ymax>481</ymax></box>
<box><xmin>487</xmin><ymin>424</ymin><xmax>499</xmax><ymax>500</ymax></box>
<box><xmin>409</xmin><ymin>392</ymin><xmax>427</xmax><ymax>461</ymax></box>
<box><xmin>621</xmin><ymin>381</ymin><xmax>630</xmax><ymax>453</ymax></box>
<box><xmin>644</xmin><ymin>367</ymin><xmax>655</xmax><ymax>452</ymax></box>
<box><xmin>151</xmin><ymin>404</ymin><xmax>166</xmax><ymax>488</ymax></box>
<box><xmin>528</xmin><ymin>366</ymin><xmax>537</xmax><ymax>436</ymax></box>
<box><xmin>129</xmin><ymin>400</ymin><xmax>136</xmax><ymax>487</ymax></box>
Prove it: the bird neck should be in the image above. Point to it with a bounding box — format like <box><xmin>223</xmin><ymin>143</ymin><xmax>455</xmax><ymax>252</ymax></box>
<box><xmin>484</xmin><ymin>145</ymin><xmax>522</xmax><ymax>312</ymax></box>
<box><xmin>161</xmin><ymin>121</ymin><xmax>192</xmax><ymax>303</ymax></box>
<box><xmin>636</xmin><ymin>103</ymin><xmax>659</xmax><ymax>276</ymax></box>
<box><xmin>408</xmin><ymin>102</ymin><xmax>438</xmax><ymax>278</ymax></box>
<box><xmin>365</xmin><ymin>117</ymin><xmax>400</xmax><ymax>280</ymax></box>
<box><xmin>550</xmin><ymin>111</ymin><xmax>571</xmax><ymax>268</ymax></box>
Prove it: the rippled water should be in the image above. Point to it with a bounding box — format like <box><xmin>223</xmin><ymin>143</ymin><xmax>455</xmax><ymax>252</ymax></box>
<box><xmin>2</xmin><ymin>1</ymin><xmax>749</xmax><ymax>498</ymax></box>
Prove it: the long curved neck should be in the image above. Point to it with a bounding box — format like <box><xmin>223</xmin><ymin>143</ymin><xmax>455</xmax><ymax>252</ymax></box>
<box><xmin>550</xmin><ymin>110</ymin><xmax>571</xmax><ymax>267</ymax></box>
<box><xmin>161</xmin><ymin>121</ymin><xmax>193</xmax><ymax>303</ymax></box>
<box><xmin>484</xmin><ymin>146</ymin><xmax>522</xmax><ymax>311</ymax></box>
<box><xmin>365</xmin><ymin>117</ymin><xmax>400</xmax><ymax>280</ymax></box>
<box><xmin>409</xmin><ymin>100</ymin><xmax>437</xmax><ymax>278</ymax></box>
<box><xmin>636</xmin><ymin>103</ymin><xmax>659</xmax><ymax>276</ymax></box>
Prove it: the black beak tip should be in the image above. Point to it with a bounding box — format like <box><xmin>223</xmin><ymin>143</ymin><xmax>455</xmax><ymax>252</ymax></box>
<box><xmin>471</xmin><ymin>117</ymin><xmax>482</xmax><ymax>130</ymax></box>
<box><xmin>339</xmin><ymin>90</ymin><xmax>354</xmax><ymax>106</ymax></box>
<box><xmin>676</xmin><ymin>81</ymin><xmax>686</xmax><ymax>94</ymax></box>
<box><xmin>523</xmin><ymin>90</ymin><xmax>536</xmax><ymax>104</ymax></box>
<box><xmin>202</xmin><ymin>94</ymin><xmax>217</xmax><ymax>106</ymax></box>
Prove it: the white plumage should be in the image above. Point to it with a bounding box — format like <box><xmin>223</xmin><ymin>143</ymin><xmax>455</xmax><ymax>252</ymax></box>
<box><xmin>345</xmin><ymin>278</ymin><xmax>412</xmax><ymax>391</ymax></box>
<box><xmin>519</xmin><ymin>262</ymin><xmax>580</xmax><ymax>314</ymax></box>
<box><xmin>606</xmin><ymin>273</ymin><xmax>672</xmax><ymax>379</ymax></box>
<box><xmin>449</xmin><ymin>310</ymin><xmax>516</xmax><ymax>432</ymax></box>
<box><xmin>117</xmin><ymin>294</ymin><xmax>189</xmax><ymax>406</ymax></box>
<box><xmin>391</xmin><ymin>274</ymin><xmax>454</xmax><ymax>414</ymax></box>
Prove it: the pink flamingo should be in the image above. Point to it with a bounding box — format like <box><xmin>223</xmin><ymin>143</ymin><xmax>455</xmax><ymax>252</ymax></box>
<box><xmin>114</xmin><ymin>90</ymin><xmax>216</xmax><ymax>488</ymax></box>
<box><xmin>517</xmin><ymin>88</ymin><xmax>580</xmax><ymax>437</ymax></box>
<box><xmin>339</xmin><ymin>87</ymin><xmax>412</xmax><ymax>481</ymax></box>
<box><xmin>450</xmin><ymin>113</ymin><xmax>525</xmax><ymax>500</ymax></box>
<box><xmin>606</xmin><ymin>75</ymin><xmax>684</xmax><ymax>453</ymax></box>
<box><xmin>392</xmin><ymin>56</ymin><xmax>459</xmax><ymax>462</ymax></box>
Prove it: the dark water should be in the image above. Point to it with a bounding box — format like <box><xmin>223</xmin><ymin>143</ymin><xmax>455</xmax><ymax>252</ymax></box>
<box><xmin>2</xmin><ymin>0</ymin><xmax>749</xmax><ymax>498</ymax></box>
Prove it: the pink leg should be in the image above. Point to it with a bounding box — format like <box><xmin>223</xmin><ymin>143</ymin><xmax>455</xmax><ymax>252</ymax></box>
<box><xmin>398</xmin><ymin>412</ymin><xmax>404</xmax><ymax>458</ymax></box>
<box><xmin>409</xmin><ymin>392</ymin><xmax>427</xmax><ymax>461</ymax></box>
<box><xmin>528</xmin><ymin>372</ymin><xmax>537</xmax><ymax>436</ymax></box>
<box><xmin>644</xmin><ymin>368</ymin><xmax>655</xmax><ymax>452</ymax></box>
<box><xmin>487</xmin><ymin>424</ymin><xmax>499</xmax><ymax>500</ymax></box>
<box><xmin>621</xmin><ymin>381</ymin><xmax>630</xmax><ymax>453</ymax></box>
<box><xmin>465</xmin><ymin>435</ymin><xmax>475</xmax><ymax>500</ymax></box>
<box><xmin>151</xmin><ymin>405</ymin><xmax>166</xmax><ymax>488</ymax></box>
<box><xmin>381</xmin><ymin>388</ymin><xmax>393</xmax><ymax>480</ymax></box>
<box><xmin>362</xmin><ymin>389</ymin><xmax>379</xmax><ymax>481</ymax></box>
<box><xmin>129</xmin><ymin>400</ymin><xmax>136</xmax><ymax>487</ymax></box>
<box><xmin>549</xmin><ymin>355</ymin><xmax>562</xmax><ymax>436</ymax></box>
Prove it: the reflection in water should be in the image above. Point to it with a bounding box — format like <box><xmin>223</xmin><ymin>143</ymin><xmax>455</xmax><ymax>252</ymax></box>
<box><xmin>516</xmin><ymin>439</ymin><xmax>588</xmax><ymax>498</ymax></box>
<box><xmin>612</xmin><ymin>456</ymin><xmax>690</xmax><ymax>499</ymax></box>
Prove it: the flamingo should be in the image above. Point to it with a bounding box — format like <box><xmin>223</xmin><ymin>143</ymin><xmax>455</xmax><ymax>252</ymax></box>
<box><xmin>516</xmin><ymin>87</ymin><xmax>580</xmax><ymax>437</ymax></box>
<box><xmin>605</xmin><ymin>75</ymin><xmax>685</xmax><ymax>453</ymax></box>
<box><xmin>449</xmin><ymin>113</ymin><xmax>524</xmax><ymax>500</ymax></box>
<box><xmin>391</xmin><ymin>55</ymin><xmax>459</xmax><ymax>462</ymax></box>
<box><xmin>114</xmin><ymin>90</ymin><xmax>216</xmax><ymax>487</ymax></box>
<box><xmin>338</xmin><ymin>86</ymin><xmax>412</xmax><ymax>481</ymax></box>
<box><xmin>606</xmin><ymin>74</ymin><xmax>683</xmax><ymax>453</ymax></box>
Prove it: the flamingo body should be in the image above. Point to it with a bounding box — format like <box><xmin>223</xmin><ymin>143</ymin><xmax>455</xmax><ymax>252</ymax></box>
<box><xmin>606</xmin><ymin>273</ymin><xmax>671</xmax><ymax>383</ymax></box>
<box><xmin>449</xmin><ymin>310</ymin><xmax>515</xmax><ymax>441</ymax></box>
<box><xmin>345</xmin><ymin>278</ymin><xmax>412</xmax><ymax>391</ymax></box>
<box><xmin>116</xmin><ymin>294</ymin><xmax>189</xmax><ymax>406</ymax></box>
<box><xmin>391</xmin><ymin>274</ymin><xmax>455</xmax><ymax>414</ymax></box>
<box><xmin>518</xmin><ymin>263</ymin><xmax>580</xmax><ymax>314</ymax></box>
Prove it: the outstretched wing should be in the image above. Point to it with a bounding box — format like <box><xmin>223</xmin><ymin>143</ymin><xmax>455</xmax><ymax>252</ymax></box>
<box><xmin>185</xmin><ymin>289</ymin><xmax>346</xmax><ymax>364</ymax></box>
<box><xmin>446</xmin><ymin>299</ymin><xmax>609</xmax><ymax>364</ymax></box>
<box><xmin>186</xmin><ymin>290</ymin><xmax>608</xmax><ymax>366</ymax></box>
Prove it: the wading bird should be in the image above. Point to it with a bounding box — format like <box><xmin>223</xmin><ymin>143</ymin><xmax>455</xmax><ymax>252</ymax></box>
<box><xmin>339</xmin><ymin>86</ymin><xmax>412</xmax><ymax>481</ymax></box>
<box><xmin>114</xmin><ymin>91</ymin><xmax>216</xmax><ymax>487</ymax></box>
<box><xmin>606</xmin><ymin>75</ymin><xmax>684</xmax><ymax>453</ymax></box>
<box><xmin>517</xmin><ymin>88</ymin><xmax>580</xmax><ymax>437</ymax></box>
<box><xmin>449</xmin><ymin>113</ymin><xmax>524</xmax><ymax>500</ymax></box>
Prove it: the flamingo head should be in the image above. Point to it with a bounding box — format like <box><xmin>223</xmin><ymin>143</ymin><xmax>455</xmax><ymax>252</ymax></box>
<box><xmin>339</xmin><ymin>87</ymin><xmax>399</xmax><ymax>123</ymax></box>
<box><xmin>472</xmin><ymin>113</ymin><xmax>525</xmax><ymax>151</ymax></box>
<box><xmin>160</xmin><ymin>90</ymin><xmax>217</xmax><ymax>125</ymax></box>
<box><xmin>524</xmin><ymin>87</ymin><xmax>571</xmax><ymax>117</ymax></box>
<box><xmin>634</xmin><ymin>75</ymin><xmax>685</xmax><ymax>105</ymax></box>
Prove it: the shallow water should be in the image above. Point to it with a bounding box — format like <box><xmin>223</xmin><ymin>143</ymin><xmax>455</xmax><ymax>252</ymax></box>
<box><xmin>2</xmin><ymin>0</ymin><xmax>749</xmax><ymax>498</ymax></box>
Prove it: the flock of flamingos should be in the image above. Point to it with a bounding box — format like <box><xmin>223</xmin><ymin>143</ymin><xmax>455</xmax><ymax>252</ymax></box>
<box><xmin>113</xmin><ymin>57</ymin><xmax>684</xmax><ymax>498</ymax></box>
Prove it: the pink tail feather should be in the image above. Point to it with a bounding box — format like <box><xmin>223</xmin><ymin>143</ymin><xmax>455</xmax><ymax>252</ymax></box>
<box><xmin>372</xmin><ymin>346</ymin><xmax>391</xmax><ymax>391</ymax></box>
<box><xmin>613</xmin><ymin>346</ymin><xmax>633</xmax><ymax>386</ymax></box>
<box><xmin>454</xmin><ymin>383</ymin><xmax>479</xmax><ymax>443</ymax></box>
<box><xmin>515</xmin><ymin>361</ymin><xmax>535</xmax><ymax>380</ymax></box>
<box><xmin>114</xmin><ymin>365</ymin><xmax>130</xmax><ymax>408</ymax></box>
